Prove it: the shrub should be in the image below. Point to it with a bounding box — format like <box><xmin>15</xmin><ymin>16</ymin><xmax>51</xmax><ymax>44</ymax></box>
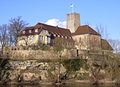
<box><xmin>30</xmin><ymin>45</ymin><xmax>50</xmax><ymax>51</ymax></box>
<box><xmin>61</xmin><ymin>59</ymin><xmax>82</xmax><ymax>72</ymax></box>
<box><xmin>40</xmin><ymin>44</ymin><xmax>50</xmax><ymax>51</ymax></box>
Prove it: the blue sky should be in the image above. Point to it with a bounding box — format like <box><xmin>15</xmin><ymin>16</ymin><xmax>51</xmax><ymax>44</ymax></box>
<box><xmin>0</xmin><ymin>0</ymin><xmax>120</xmax><ymax>39</ymax></box>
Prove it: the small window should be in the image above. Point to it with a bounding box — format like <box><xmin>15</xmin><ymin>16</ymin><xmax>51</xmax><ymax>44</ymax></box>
<box><xmin>58</xmin><ymin>35</ymin><xmax>60</xmax><ymax>37</ymax></box>
<box><xmin>70</xmin><ymin>37</ymin><xmax>72</xmax><ymax>39</ymax></box>
<box><xmin>35</xmin><ymin>29</ymin><xmax>38</xmax><ymax>32</ymax></box>
<box><xmin>54</xmin><ymin>34</ymin><xmax>56</xmax><ymax>37</ymax></box>
<box><xmin>65</xmin><ymin>36</ymin><xmax>67</xmax><ymax>39</ymax></box>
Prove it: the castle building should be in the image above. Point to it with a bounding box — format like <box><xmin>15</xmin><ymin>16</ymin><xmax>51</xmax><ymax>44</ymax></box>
<box><xmin>17</xmin><ymin>13</ymin><xmax>113</xmax><ymax>51</ymax></box>
<box><xmin>17</xmin><ymin>23</ymin><xmax>74</xmax><ymax>48</ymax></box>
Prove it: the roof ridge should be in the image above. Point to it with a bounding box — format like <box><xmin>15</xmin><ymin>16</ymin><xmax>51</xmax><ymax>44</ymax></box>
<box><xmin>72</xmin><ymin>25</ymin><xmax>100</xmax><ymax>36</ymax></box>
<box><xmin>20</xmin><ymin>22</ymin><xmax>72</xmax><ymax>37</ymax></box>
<box><xmin>36</xmin><ymin>22</ymin><xmax>69</xmax><ymax>30</ymax></box>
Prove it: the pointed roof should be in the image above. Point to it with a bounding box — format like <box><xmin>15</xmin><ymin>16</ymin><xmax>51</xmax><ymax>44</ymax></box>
<box><xmin>35</xmin><ymin>23</ymin><xmax>72</xmax><ymax>37</ymax></box>
<box><xmin>101</xmin><ymin>39</ymin><xmax>113</xmax><ymax>51</ymax></box>
<box><xmin>72</xmin><ymin>25</ymin><xmax>101</xmax><ymax>36</ymax></box>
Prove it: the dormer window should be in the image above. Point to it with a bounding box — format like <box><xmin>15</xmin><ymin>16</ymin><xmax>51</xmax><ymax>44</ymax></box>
<box><xmin>29</xmin><ymin>30</ymin><xmax>32</xmax><ymax>33</ymax></box>
<box><xmin>69</xmin><ymin>37</ymin><xmax>72</xmax><ymax>39</ymax></box>
<box><xmin>54</xmin><ymin>34</ymin><xmax>56</xmax><ymax>37</ymax></box>
<box><xmin>22</xmin><ymin>31</ymin><xmax>25</xmax><ymax>34</ymax></box>
<box><xmin>65</xmin><ymin>36</ymin><xmax>68</xmax><ymax>39</ymax></box>
<box><xmin>35</xmin><ymin>29</ymin><xmax>38</xmax><ymax>32</ymax></box>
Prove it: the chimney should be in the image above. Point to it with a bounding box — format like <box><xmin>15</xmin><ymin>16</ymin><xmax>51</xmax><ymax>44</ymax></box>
<box><xmin>66</xmin><ymin>13</ymin><xmax>80</xmax><ymax>33</ymax></box>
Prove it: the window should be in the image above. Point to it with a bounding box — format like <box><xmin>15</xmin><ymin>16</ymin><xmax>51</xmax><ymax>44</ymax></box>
<box><xmin>35</xmin><ymin>29</ymin><xmax>38</xmax><ymax>32</ymax></box>
<box><xmin>47</xmin><ymin>36</ymin><xmax>50</xmax><ymax>44</ymax></box>
<box><xmin>65</xmin><ymin>36</ymin><xmax>67</xmax><ymax>39</ymax></box>
<box><xmin>54</xmin><ymin>34</ymin><xmax>56</xmax><ymax>37</ymax></box>
<box><xmin>69</xmin><ymin>37</ymin><xmax>72</xmax><ymax>39</ymax></box>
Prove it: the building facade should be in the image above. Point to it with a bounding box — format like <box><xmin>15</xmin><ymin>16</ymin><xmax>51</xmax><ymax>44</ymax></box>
<box><xmin>17</xmin><ymin>23</ymin><xmax>74</xmax><ymax>48</ymax></box>
<box><xmin>17</xmin><ymin>13</ymin><xmax>113</xmax><ymax>51</ymax></box>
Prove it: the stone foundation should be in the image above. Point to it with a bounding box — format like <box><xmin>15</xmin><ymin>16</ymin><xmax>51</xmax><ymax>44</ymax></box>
<box><xmin>0</xmin><ymin>59</ymin><xmax>91</xmax><ymax>83</ymax></box>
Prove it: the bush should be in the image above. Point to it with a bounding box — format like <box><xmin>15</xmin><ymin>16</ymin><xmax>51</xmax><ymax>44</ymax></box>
<box><xmin>40</xmin><ymin>44</ymin><xmax>50</xmax><ymax>51</ymax></box>
<box><xmin>61</xmin><ymin>59</ymin><xmax>82</xmax><ymax>72</ymax></box>
<box><xmin>30</xmin><ymin>45</ymin><xmax>50</xmax><ymax>51</ymax></box>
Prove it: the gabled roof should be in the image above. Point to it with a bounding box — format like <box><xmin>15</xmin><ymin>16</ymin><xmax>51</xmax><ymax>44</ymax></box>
<box><xmin>101</xmin><ymin>39</ymin><xmax>113</xmax><ymax>51</ymax></box>
<box><xmin>19</xmin><ymin>22</ymin><xmax>72</xmax><ymax>38</ymax></box>
<box><xmin>72</xmin><ymin>25</ymin><xmax>101</xmax><ymax>36</ymax></box>
<box><xmin>35</xmin><ymin>23</ymin><xmax>72</xmax><ymax>37</ymax></box>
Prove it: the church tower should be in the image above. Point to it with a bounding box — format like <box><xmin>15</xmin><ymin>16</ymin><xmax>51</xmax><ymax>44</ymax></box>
<box><xmin>66</xmin><ymin>13</ymin><xmax>80</xmax><ymax>33</ymax></box>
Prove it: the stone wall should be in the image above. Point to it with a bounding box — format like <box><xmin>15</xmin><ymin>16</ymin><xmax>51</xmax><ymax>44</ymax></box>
<box><xmin>0</xmin><ymin>59</ymin><xmax>90</xmax><ymax>83</ymax></box>
<box><xmin>67</xmin><ymin>13</ymin><xmax>80</xmax><ymax>33</ymax></box>
<box><xmin>5</xmin><ymin>48</ymin><xmax>114</xmax><ymax>60</ymax></box>
<box><xmin>72</xmin><ymin>34</ymin><xmax>101</xmax><ymax>50</ymax></box>
<box><xmin>7</xmin><ymin>49</ymin><xmax>77</xmax><ymax>60</ymax></box>
<box><xmin>17</xmin><ymin>35</ymin><xmax>39</xmax><ymax>46</ymax></box>
<box><xmin>9</xmin><ymin>50</ymin><xmax>58</xmax><ymax>60</ymax></box>
<box><xmin>1</xmin><ymin>48</ymin><xmax>118</xmax><ymax>84</ymax></box>
<box><xmin>0</xmin><ymin>60</ymin><xmax>64</xmax><ymax>82</ymax></box>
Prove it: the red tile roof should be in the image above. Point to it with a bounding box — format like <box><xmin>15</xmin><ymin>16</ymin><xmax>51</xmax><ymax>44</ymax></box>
<box><xmin>19</xmin><ymin>22</ymin><xmax>72</xmax><ymax>38</ymax></box>
<box><xmin>72</xmin><ymin>25</ymin><xmax>101</xmax><ymax>36</ymax></box>
<box><xmin>36</xmin><ymin>23</ymin><xmax>72</xmax><ymax>37</ymax></box>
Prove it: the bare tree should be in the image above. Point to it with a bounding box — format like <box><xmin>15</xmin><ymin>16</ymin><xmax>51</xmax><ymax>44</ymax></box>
<box><xmin>0</xmin><ymin>24</ymin><xmax>9</xmax><ymax>53</ymax></box>
<box><xmin>9</xmin><ymin>16</ymin><xmax>28</xmax><ymax>45</ymax></box>
<box><xmin>95</xmin><ymin>25</ymin><xmax>109</xmax><ymax>39</ymax></box>
<box><xmin>7</xmin><ymin>26</ymin><xmax>15</xmax><ymax>46</ymax></box>
<box><xmin>108</xmin><ymin>39</ymin><xmax>120</xmax><ymax>53</ymax></box>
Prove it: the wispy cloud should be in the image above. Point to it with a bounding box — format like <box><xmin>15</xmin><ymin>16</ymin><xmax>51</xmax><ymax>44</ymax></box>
<box><xmin>45</xmin><ymin>19</ymin><xmax>66</xmax><ymax>28</ymax></box>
